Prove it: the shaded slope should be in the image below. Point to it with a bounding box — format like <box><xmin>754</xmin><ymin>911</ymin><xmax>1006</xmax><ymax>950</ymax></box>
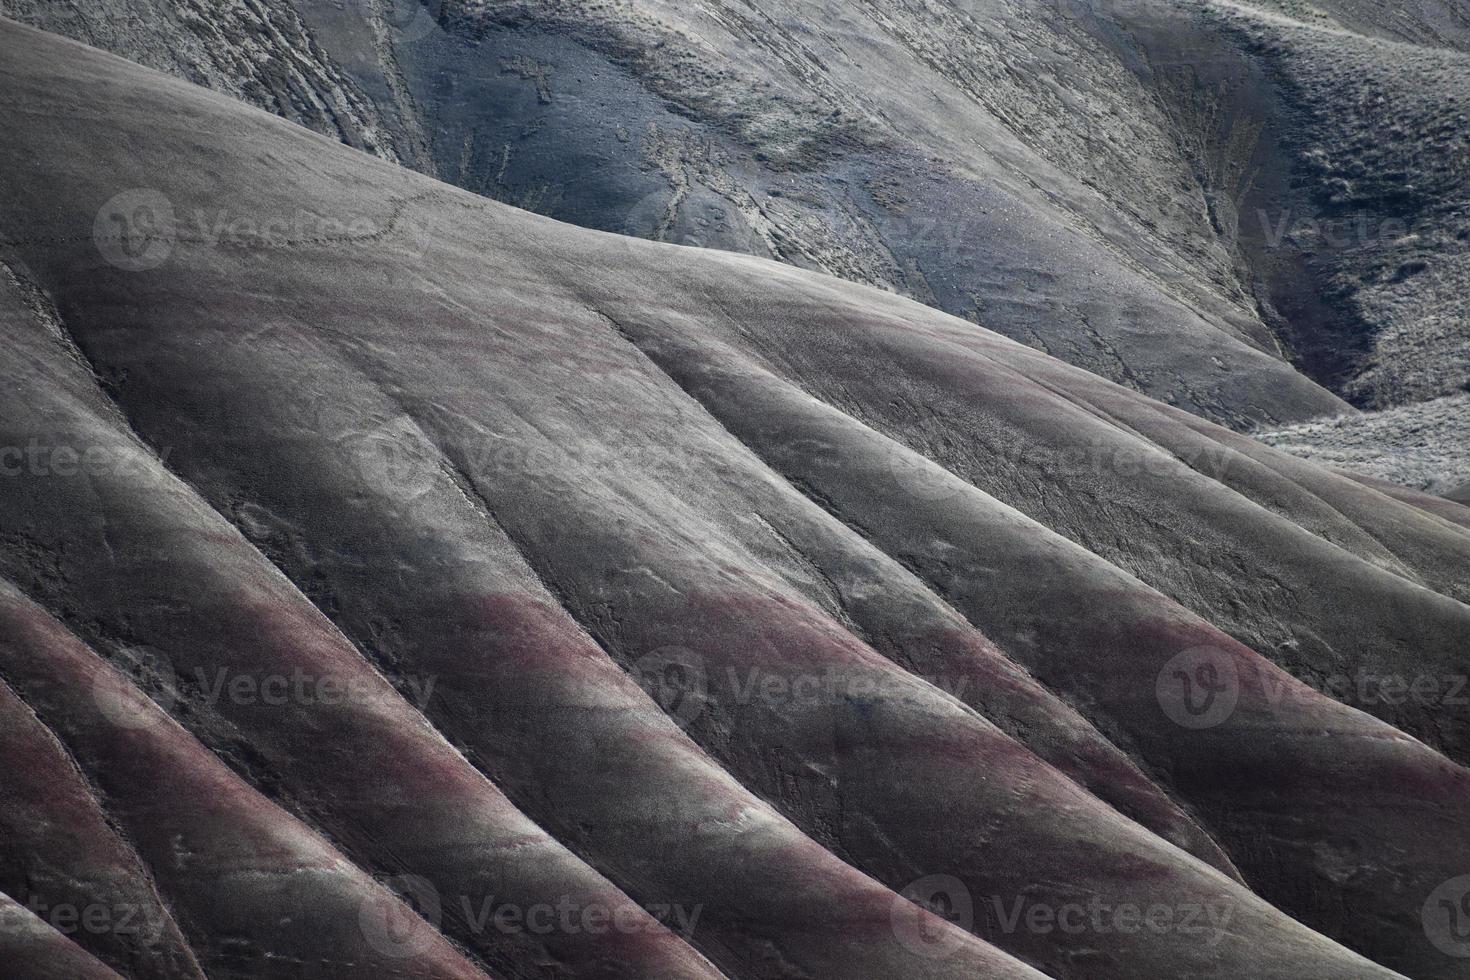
<box><xmin>0</xmin><ymin>16</ymin><xmax>1468</xmax><ymax>980</ymax></box>
<box><xmin>0</xmin><ymin>585</ymin><xmax>494</xmax><ymax>980</ymax></box>
<box><xmin>0</xmin><ymin>673</ymin><xmax>207</xmax><ymax>980</ymax></box>
<box><xmin>0</xmin><ymin>893</ymin><xmax>129</xmax><ymax>980</ymax></box>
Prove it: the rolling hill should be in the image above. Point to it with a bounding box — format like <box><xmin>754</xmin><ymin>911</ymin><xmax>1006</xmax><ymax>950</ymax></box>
<box><xmin>1</xmin><ymin>13</ymin><xmax>1469</xmax><ymax>980</ymax></box>
<box><xmin>6</xmin><ymin>0</ymin><xmax>1468</xmax><ymax>499</ymax></box>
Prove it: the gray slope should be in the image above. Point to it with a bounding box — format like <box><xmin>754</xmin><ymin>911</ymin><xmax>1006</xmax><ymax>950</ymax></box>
<box><xmin>2</xmin><ymin>18</ymin><xmax>1469</xmax><ymax>979</ymax></box>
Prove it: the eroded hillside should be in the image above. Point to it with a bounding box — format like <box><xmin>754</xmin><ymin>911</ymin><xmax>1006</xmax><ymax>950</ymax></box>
<box><xmin>2</xmin><ymin>18</ymin><xmax>1470</xmax><ymax>979</ymax></box>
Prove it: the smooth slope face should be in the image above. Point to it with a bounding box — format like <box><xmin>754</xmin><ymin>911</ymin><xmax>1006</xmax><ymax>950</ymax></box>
<box><xmin>1</xmin><ymin>16</ymin><xmax>1469</xmax><ymax>980</ymax></box>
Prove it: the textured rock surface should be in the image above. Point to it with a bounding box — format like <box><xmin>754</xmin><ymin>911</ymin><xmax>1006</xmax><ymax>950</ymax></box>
<box><xmin>1</xmin><ymin>18</ymin><xmax>1469</xmax><ymax>979</ymax></box>
<box><xmin>1260</xmin><ymin>393</ymin><xmax>1470</xmax><ymax>496</ymax></box>
<box><xmin>7</xmin><ymin>0</ymin><xmax>1468</xmax><ymax>489</ymax></box>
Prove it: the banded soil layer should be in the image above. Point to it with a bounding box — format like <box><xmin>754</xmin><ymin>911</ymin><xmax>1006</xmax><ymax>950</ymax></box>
<box><xmin>0</xmin><ymin>11</ymin><xmax>1469</xmax><ymax>980</ymax></box>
